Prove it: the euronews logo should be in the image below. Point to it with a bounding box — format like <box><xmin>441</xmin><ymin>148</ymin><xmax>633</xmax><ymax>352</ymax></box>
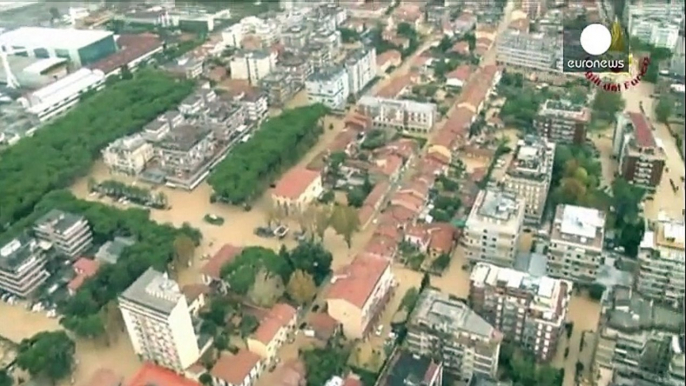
<box><xmin>563</xmin><ymin>17</ymin><xmax>630</xmax><ymax>74</ymax></box>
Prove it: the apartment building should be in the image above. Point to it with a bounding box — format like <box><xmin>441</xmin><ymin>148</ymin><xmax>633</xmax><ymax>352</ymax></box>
<box><xmin>376</xmin><ymin>351</ymin><xmax>444</xmax><ymax>386</ymax></box>
<box><xmin>548</xmin><ymin>205</ymin><xmax>606</xmax><ymax>284</ymax></box>
<box><xmin>629</xmin><ymin>2</ymin><xmax>684</xmax><ymax>51</ymax></box>
<box><xmin>535</xmin><ymin>99</ymin><xmax>590</xmax><ymax>145</ymax></box>
<box><xmin>612</xmin><ymin>112</ymin><xmax>666</xmax><ymax>191</ymax></box>
<box><xmin>406</xmin><ymin>288</ymin><xmax>502</xmax><ymax>381</ymax></box>
<box><xmin>179</xmin><ymin>89</ymin><xmax>218</xmax><ymax>116</ymax></box>
<box><xmin>502</xmin><ymin>136</ymin><xmax>555</xmax><ymax>225</ymax></box>
<box><xmin>469</xmin><ymin>263</ymin><xmax>572</xmax><ymax>362</ymax></box>
<box><xmin>229</xmin><ymin>49</ymin><xmax>277</xmax><ymax>85</ymax></box>
<box><xmin>155</xmin><ymin>124</ymin><xmax>216</xmax><ymax>190</ymax></box>
<box><xmin>222</xmin><ymin>16</ymin><xmax>278</xmax><ymax>47</ymax></box>
<box><xmin>309</xmin><ymin>26</ymin><xmax>342</xmax><ymax>61</ymax></box>
<box><xmin>272</xmin><ymin>167</ymin><xmax>323</xmax><ymax>214</ymax></box>
<box><xmin>593</xmin><ymin>286</ymin><xmax>685</xmax><ymax>386</ymax></box>
<box><xmin>102</xmin><ymin>134</ymin><xmax>155</xmax><ymax>176</ymax></box>
<box><xmin>281</xmin><ymin>25</ymin><xmax>309</xmax><ymax>49</ymax></box>
<box><xmin>247</xmin><ymin>303</ymin><xmax>297</xmax><ymax>364</ymax></box>
<box><xmin>143</xmin><ymin>111</ymin><xmax>185</xmax><ymax>142</ymax></box>
<box><xmin>0</xmin><ymin>234</ymin><xmax>50</xmax><ymax>297</ymax></box>
<box><xmin>357</xmin><ymin>96</ymin><xmax>438</xmax><ymax>134</ymax></box>
<box><xmin>637</xmin><ymin>217</ymin><xmax>685</xmax><ymax>308</ymax></box>
<box><xmin>496</xmin><ymin>30</ymin><xmax>561</xmax><ymax>72</ymax></box>
<box><xmin>345</xmin><ymin>47</ymin><xmax>377</xmax><ymax>96</ymax></box>
<box><xmin>33</xmin><ymin>209</ymin><xmax>93</xmax><ymax>258</ymax></box>
<box><xmin>326</xmin><ymin>254</ymin><xmax>394</xmax><ymax>339</ymax></box>
<box><xmin>464</xmin><ymin>190</ymin><xmax>526</xmax><ymax>267</ymax></box>
<box><xmin>119</xmin><ymin>268</ymin><xmax>204</xmax><ymax>372</ymax></box>
<box><xmin>259</xmin><ymin>71</ymin><xmax>296</xmax><ymax>107</ymax></box>
<box><xmin>278</xmin><ymin>52</ymin><xmax>313</xmax><ymax>86</ymax></box>
<box><xmin>305</xmin><ymin>65</ymin><xmax>350</xmax><ymax>110</ymax></box>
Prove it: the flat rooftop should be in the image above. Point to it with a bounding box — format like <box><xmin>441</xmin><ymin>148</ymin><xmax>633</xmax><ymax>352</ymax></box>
<box><xmin>34</xmin><ymin>209</ymin><xmax>86</xmax><ymax>235</ymax></box>
<box><xmin>604</xmin><ymin>286</ymin><xmax>683</xmax><ymax>332</ymax></box>
<box><xmin>120</xmin><ymin>267</ymin><xmax>182</xmax><ymax>315</ymax></box>
<box><xmin>539</xmin><ymin>99</ymin><xmax>591</xmax><ymax>122</ymax></box>
<box><xmin>410</xmin><ymin>288</ymin><xmax>498</xmax><ymax>340</ymax></box>
<box><xmin>0</xmin><ymin>233</ymin><xmax>41</xmax><ymax>272</ymax></box>
<box><xmin>473</xmin><ymin>189</ymin><xmax>524</xmax><ymax>223</ymax></box>
<box><xmin>157</xmin><ymin>124</ymin><xmax>211</xmax><ymax>152</ymax></box>
<box><xmin>656</xmin><ymin>221</ymin><xmax>685</xmax><ymax>250</ymax></box>
<box><xmin>377</xmin><ymin>352</ymin><xmax>439</xmax><ymax>386</ymax></box>
<box><xmin>551</xmin><ymin>204</ymin><xmax>605</xmax><ymax>249</ymax></box>
<box><xmin>0</xmin><ymin>27</ymin><xmax>113</xmax><ymax>51</ymax></box>
<box><xmin>358</xmin><ymin>95</ymin><xmax>437</xmax><ymax>115</ymax></box>
<box><xmin>507</xmin><ymin>136</ymin><xmax>554</xmax><ymax>179</ymax></box>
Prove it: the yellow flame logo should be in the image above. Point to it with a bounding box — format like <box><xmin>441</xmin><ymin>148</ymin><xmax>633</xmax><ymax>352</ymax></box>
<box><xmin>609</xmin><ymin>19</ymin><xmax>625</xmax><ymax>52</ymax></box>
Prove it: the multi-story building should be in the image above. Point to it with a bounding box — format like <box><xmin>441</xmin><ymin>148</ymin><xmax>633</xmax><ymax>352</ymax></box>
<box><xmin>548</xmin><ymin>204</ymin><xmax>606</xmax><ymax>283</ymax></box>
<box><xmin>259</xmin><ymin>71</ymin><xmax>296</xmax><ymax>107</ymax></box>
<box><xmin>496</xmin><ymin>30</ymin><xmax>561</xmax><ymax>73</ymax></box>
<box><xmin>33</xmin><ymin>209</ymin><xmax>93</xmax><ymax>258</ymax></box>
<box><xmin>281</xmin><ymin>25</ymin><xmax>309</xmax><ymax>49</ymax></box>
<box><xmin>357</xmin><ymin>96</ymin><xmax>438</xmax><ymax>134</ymax></box>
<box><xmin>305</xmin><ymin>65</ymin><xmax>350</xmax><ymax>110</ymax></box>
<box><xmin>502</xmin><ymin>136</ymin><xmax>555</xmax><ymax>225</ymax></box>
<box><xmin>0</xmin><ymin>234</ymin><xmax>50</xmax><ymax>297</ymax></box>
<box><xmin>143</xmin><ymin>111</ymin><xmax>185</xmax><ymax>142</ymax></box>
<box><xmin>375</xmin><ymin>351</ymin><xmax>444</xmax><ymax>386</ymax></box>
<box><xmin>119</xmin><ymin>268</ymin><xmax>204</xmax><ymax>372</ymax></box>
<box><xmin>469</xmin><ymin>263</ymin><xmax>572</xmax><ymax>362</ymax></box>
<box><xmin>178</xmin><ymin>88</ymin><xmax>217</xmax><ymax>116</ymax></box>
<box><xmin>629</xmin><ymin>2</ymin><xmax>684</xmax><ymax>51</ymax></box>
<box><xmin>309</xmin><ymin>26</ymin><xmax>342</xmax><ymax>61</ymax></box>
<box><xmin>155</xmin><ymin>124</ymin><xmax>216</xmax><ymax>190</ymax></box>
<box><xmin>406</xmin><ymin>288</ymin><xmax>502</xmax><ymax>381</ymax></box>
<box><xmin>345</xmin><ymin>47</ymin><xmax>377</xmax><ymax>96</ymax></box>
<box><xmin>464</xmin><ymin>190</ymin><xmax>526</xmax><ymax>267</ymax></box>
<box><xmin>102</xmin><ymin>134</ymin><xmax>155</xmax><ymax>176</ymax></box>
<box><xmin>304</xmin><ymin>42</ymin><xmax>331</xmax><ymax>69</ymax></box>
<box><xmin>612</xmin><ymin>112</ymin><xmax>666</xmax><ymax>192</ymax></box>
<box><xmin>278</xmin><ymin>51</ymin><xmax>313</xmax><ymax>87</ymax></box>
<box><xmin>229</xmin><ymin>49</ymin><xmax>277</xmax><ymax>85</ymax></box>
<box><xmin>222</xmin><ymin>16</ymin><xmax>278</xmax><ymax>47</ymax></box>
<box><xmin>637</xmin><ymin>217</ymin><xmax>685</xmax><ymax>308</ymax></box>
<box><xmin>592</xmin><ymin>286</ymin><xmax>684</xmax><ymax>386</ymax></box>
<box><xmin>326</xmin><ymin>254</ymin><xmax>394</xmax><ymax>339</ymax></box>
<box><xmin>535</xmin><ymin>99</ymin><xmax>590</xmax><ymax>145</ymax></box>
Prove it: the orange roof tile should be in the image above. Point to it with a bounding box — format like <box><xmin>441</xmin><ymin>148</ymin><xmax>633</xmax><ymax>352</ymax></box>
<box><xmin>428</xmin><ymin>223</ymin><xmax>456</xmax><ymax>253</ymax></box>
<box><xmin>273</xmin><ymin>167</ymin><xmax>321</xmax><ymax>200</ymax></box>
<box><xmin>252</xmin><ymin>303</ymin><xmax>297</xmax><ymax>345</ymax></box>
<box><xmin>376</xmin><ymin>74</ymin><xmax>413</xmax><ymax>98</ymax></box>
<box><xmin>307</xmin><ymin>312</ymin><xmax>340</xmax><ymax>340</ymax></box>
<box><xmin>128</xmin><ymin>363</ymin><xmax>200</xmax><ymax>386</ymax></box>
<box><xmin>73</xmin><ymin>257</ymin><xmax>100</xmax><ymax>276</ymax></box>
<box><xmin>201</xmin><ymin>244</ymin><xmax>243</xmax><ymax>280</ymax></box>
<box><xmin>343</xmin><ymin>374</ymin><xmax>363</xmax><ymax>386</ymax></box>
<box><xmin>211</xmin><ymin>351</ymin><xmax>261</xmax><ymax>385</ymax></box>
<box><xmin>376</xmin><ymin>50</ymin><xmax>402</xmax><ymax>66</ymax></box>
<box><xmin>327</xmin><ymin>255</ymin><xmax>390</xmax><ymax>308</ymax></box>
<box><xmin>446</xmin><ymin>65</ymin><xmax>471</xmax><ymax>81</ymax></box>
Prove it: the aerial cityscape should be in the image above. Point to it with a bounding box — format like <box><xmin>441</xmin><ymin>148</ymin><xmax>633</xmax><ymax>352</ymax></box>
<box><xmin>0</xmin><ymin>0</ymin><xmax>684</xmax><ymax>386</ymax></box>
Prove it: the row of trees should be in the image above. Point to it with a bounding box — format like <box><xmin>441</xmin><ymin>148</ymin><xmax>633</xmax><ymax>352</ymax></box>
<box><xmin>7</xmin><ymin>190</ymin><xmax>201</xmax><ymax>340</ymax></box>
<box><xmin>499</xmin><ymin>342</ymin><xmax>563</xmax><ymax>386</ymax></box>
<box><xmin>0</xmin><ymin>70</ymin><xmax>193</xmax><ymax>228</ymax></box>
<box><xmin>208</xmin><ymin>104</ymin><xmax>329</xmax><ymax>204</ymax></box>
<box><xmin>220</xmin><ymin>241</ymin><xmax>333</xmax><ymax>307</ymax></box>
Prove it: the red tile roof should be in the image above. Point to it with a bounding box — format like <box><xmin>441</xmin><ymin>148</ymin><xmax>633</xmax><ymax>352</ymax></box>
<box><xmin>376</xmin><ymin>74</ymin><xmax>413</xmax><ymax>98</ymax></box>
<box><xmin>252</xmin><ymin>303</ymin><xmax>297</xmax><ymax>345</ymax></box>
<box><xmin>79</xmin><ymin>368</ymin><xmax>122</xmax><ymax>386</ymax></box>
<box><xmin>128</xmin><ymin>363</ymin><xmax>200</xmax><ymax>386</ymax></box>
<box><xmin>201</xmin><ymin>244</ymin><xmax>243</xmax><ymax>280</ymax></box>
<box><xmin>273</xmin><ymin>167</ymin><xmax>321</xmax><ymax>200</ymax></box>
<box><xmin>373</xmin><ymin>154</ymin><xmax>404</xmax><ymax>177</ymax></box>
<box><xmin>343</xmin><ymin>374</ymin><xmax>363</xmax><ymax>386</ymax></box>
<box><xmin>446</xmin><ymin>65</ymin><xmax>472</xmax><ymax>82</ymax></box>
<box><xmin>450</xmin><ymin>41</ymin><xmax>470</xmax><ymax>55</ymax></box>
<box><xmin>327</xmin><ymin>254</ymin><xmax>390</xmax><ymax>308</ymax></box>
<box><xmin>74</xmin><ymin>257</ymin><xmax>100</xmax><ymax>276</ymax></box>
<box><xmin>307</xmin><ymin>312</ymin><xmax>340</xmax><ymax>340</ymax></box>
<box><xmin>627</xmin><ymin>112</ymin><xmax>656</xmax><ymax>148</ymax></box>
<box><xmin>364</xmin><ymin>234</ymin><xmax>399</xmax><ymax>258</ymax></box>
<box><xmin>211</xmin><ymin>350</ymin><xmax>261</xmax><ymax>385</ymax></box>
<box><xmin>273</xmin><ymin>359</ymin><xmax>307</xmax><ymax>386</ymax></box>
<box><xmin>428</xmin><ymin>223</ymin><xmax>456</xmax><ymax>254</ymax></box>
<box><xmin>90</xmin><ymin>34</ymin><xmax>162</xmax><ymax>74</ymax></box>
<box><xmin>376</xmin><ymin>50</ymin><xmax>402</xmax><ymax>66</ymax></box>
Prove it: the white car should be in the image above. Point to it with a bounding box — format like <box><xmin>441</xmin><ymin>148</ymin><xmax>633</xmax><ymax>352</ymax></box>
<box><xmin>375</xmin><ymin>325</ymin><xmax>383</xmax><ymax>337</ymax></box>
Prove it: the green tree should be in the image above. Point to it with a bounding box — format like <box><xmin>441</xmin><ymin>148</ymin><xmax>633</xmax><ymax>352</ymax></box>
<box><xmin>287</xmin><ymin>241</ymin><xmax>332</xmax><ymax>285</ymax></box>
<box><xmin>208</xmin><ymin>105</ymin><xmax>328</xmax><ymax>204</ymax></box>
<box><xmin>221</xmin><ymin>247</ymin><xmax>293</xmax><ymax>295</ymax></box>
<box><xmin>399</xmin><ymin>287</ymin><xmax>419</xmax><ymax>311</ymax></box>
<box><xmin>346</xmin><ymin>187</ymin><xmax>367</xmax><ymax>207</ymax></box>
<box><xmin>247</xmin><ymin>268</ymin><xmax>285</xmax><ymax>307</ymax></box>
<box><xmin>199</xmin><ymin>373</ymin><xmax>213</xmax><ymax>386</ymax></box>
<box><xmin>591</xmin><ymin>89</ymin><xmax>626</xmax><ymax>123</ymax></box>
<box><xmin>16</xmin><ymin>331</ymin><xmax>75</xmax><ymax>385</ymax></box>
<box><xmin>287</xmin><ymin>269</ymin><xmax>317</xmax><ymax>305</ymax></box>
<box><xmin>330</xmin><ymin>205</ymin><xmax>360</xmax><ymax>248</ymax></box>
<box><xmin>302</xmin><ymin>347</ymin><xmax>350</xmax><ymax>386</ymax></box>
<box><xmin>655</xmin><ymin>96</ymin><xmax>674</xmax><ymax>123</ymax></box>
<box><xmin>173</xmin><ymin>234</ymin><xmax>196</xmax><ymax>268</ymax></box>
<box><xmin>0</xmin><ymin>370</ymin><xmax>12</xmax><ymax>386</ymax></box>
<box><xmin>313</xmin><ymin>205</ymin><xmax>332</xmax><ymax>241</ymax></box>
<box><xmin>239</xmin><ymin>315</ymin><xmax>259</xmax><ymax>337</ymax></box>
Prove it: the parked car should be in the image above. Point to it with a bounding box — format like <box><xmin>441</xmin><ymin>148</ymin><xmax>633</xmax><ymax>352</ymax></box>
<box><xmin>254</xmin><ymin>227</ymin><xmax>274</xmax><ymax>238</ymax></box>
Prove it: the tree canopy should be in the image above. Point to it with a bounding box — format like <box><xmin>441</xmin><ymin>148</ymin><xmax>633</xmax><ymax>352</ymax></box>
<box><xmin>550</xmin><ymin>145</ymin><xmax>605</xmax><ymax>209</ymax></box>
<box><xmin>302</xmin><ymin>346</ymin><xmax>350</xmax><ymax>386</ymax></box>
<box><xmin>208</xmin><ymin>104</ymin><xmax>328</xmax><ymax>204</ymax></box>
<box><xmin>16</xmin><ymin>331</ymin><xmax>76</xmax><ymax>384</ymax></box>
<box><xmin>499</xmin><ymin>342</ymin><xmax>563</xmax><ymax>386</ymax></box>
<box><xmin>655</xmin><ymin>96</ymin><xmax>674</xmax><ymax>123</ymax></box>
<box><xmin>221</xmin><ymin>246</ymin><xmax>293</xmax><ymax>295</ymax></box>
<box><xmin>0</xmin><ymin>71</ymin><xmax>193</xmax><ymax>228</ymax></box>
<box><xmin>591</xmin><ymin>89</ymin><xmax>625</xmax><ymax>123</ymax></box>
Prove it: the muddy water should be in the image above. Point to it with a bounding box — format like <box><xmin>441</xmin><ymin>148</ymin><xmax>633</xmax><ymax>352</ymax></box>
<box><xmin>0</xmin><ymin>302</ymin><xmax>61</xmax><ymax>343</ymax></box>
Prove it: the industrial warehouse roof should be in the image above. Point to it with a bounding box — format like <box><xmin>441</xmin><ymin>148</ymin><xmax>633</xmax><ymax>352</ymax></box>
<box><xmin>0</xmin><ymin>27</ymin><xmax>113</xmax><ymax>50</ymax></box>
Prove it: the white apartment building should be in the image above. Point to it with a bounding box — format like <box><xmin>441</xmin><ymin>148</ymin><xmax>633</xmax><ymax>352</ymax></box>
<box><xmin>119</xmin><ymin>268</ymin><xmax>204</xmax><ymax>372</ymax></box>
<box><xmin>143</xmin><ymin>111</ymin><xmax>185</xmax><ymax>142</ymax></box>
<box><xmin>222</xmin><ymin>16</ymin><xmax>278</xmax><ymax>47</ymax></box>
<box><xmin>470</xmin><ymin>263</ymin><xmax>573</xmax><ymax>362</ymax></box>
<box><xmin>406</xmin><ymin>288</ymin><xmax>501</xmax><ymax>381</ymax></box>
<box><xmin>503</xmin><ymin>136</ymin><xmax>555</xmax><ymax>226</ymax></box>
<box><xmin>345</xmin><ymin>47</ymin><xmax>377</xmax><ymax>96</ymax></box>
<box><xmin>229</xmin><ymin>50</ymin><xmax>276</xmax><ymax>85</ymax></box>
<box><xmin>548</xmin><ymin>205</ymin><xmax>606</xmax><ymax>284</ymax></box>
<box><xmin>464</xmin><ymin>190</ymin><xmax>526</xmax><ymax>267</ymax></box>
<box><xmin>33</xmin><ymin>209</ymin><xmax>93</xmax><ymax>258</ymax></box>
<box><xmin>305</xmin><ymin>65</ymin><xmax>349</xmax><ymax>110</ymax></box>
<box><xmin>18</xmin><ymin>68</ymin><xmax>105</xmax><ymax>122</ymax></box>
<box><xmin>357</xmin><ymin>96</ymin><xmax>438</xmax><ymax>134</ymax></box>
<box><xmin>0</xmin><ymin>234</ymin><xmax>50</xmax><ymax>298</ymax></box>
<box><xmin>496</xmin><ymin>30</ymin><xmax>562</xmax><ymax>73</ymax></box>
<box><xmin>102</xmin><ymin>134</ymin><xmax>154</xmax><ymax>176</ymax></box>
<box><xmin>629</xmin><ymin>1</ymin><xmax>684</xmax><ymax>51</ymax></box>
<box><xmin>637</xmin><ymin>217</ymin><xmax>685</xmax><ymax>308</ymax></box>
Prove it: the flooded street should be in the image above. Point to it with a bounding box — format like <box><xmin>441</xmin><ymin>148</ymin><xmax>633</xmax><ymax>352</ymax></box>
<box><xmin>0</xmin><ymin>302</ymin><xmax>61</xmax><ymax>343</ymax></box>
